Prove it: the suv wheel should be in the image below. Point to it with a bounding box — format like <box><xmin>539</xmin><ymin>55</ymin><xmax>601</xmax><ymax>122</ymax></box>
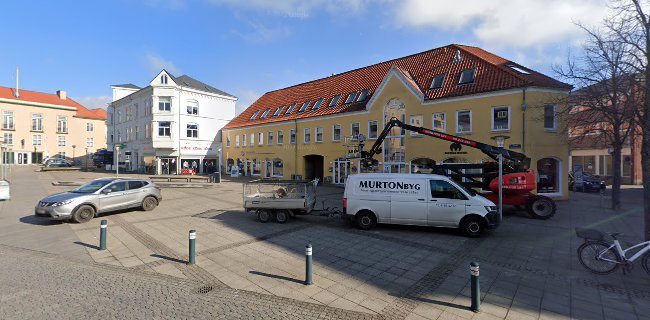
<box><xmin>72</xmin><ymin>205</ymin><xmax>95</xmax><ymax>223</ymax></box>
<box><xmin>141</xmin><ymin>196</ymin><xmax>158</xmax><ymax>211</ymax></box>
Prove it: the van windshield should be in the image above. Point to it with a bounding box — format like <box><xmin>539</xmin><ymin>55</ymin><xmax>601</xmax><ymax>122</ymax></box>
<box><xmin>458</xmin><ymin>183</ymin><xmax>477</xmax><ymax>197</ymax></box>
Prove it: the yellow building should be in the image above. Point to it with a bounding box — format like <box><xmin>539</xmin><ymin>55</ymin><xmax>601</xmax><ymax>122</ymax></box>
<box><xmin>0</xmin><ymin>86</ymin><xmax>107</xmax><ymax>165</ymax></box>
<box><xmin>223</xmin><ymin>44</ymin><xmax>571</xmax><ymax>199</ymax></box>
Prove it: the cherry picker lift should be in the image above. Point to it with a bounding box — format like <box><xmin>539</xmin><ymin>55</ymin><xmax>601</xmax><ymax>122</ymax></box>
<box><xmin>357</xmin><ymin>117</ymin><xmax>556</xmax><ymax>219</ymax></box>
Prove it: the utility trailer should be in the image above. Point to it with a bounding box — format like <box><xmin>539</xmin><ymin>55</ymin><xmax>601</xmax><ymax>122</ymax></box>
<box><xmin>243</xmin><ymin>179</ymin><xmax>317</xmax><ymax>223</ymax></box>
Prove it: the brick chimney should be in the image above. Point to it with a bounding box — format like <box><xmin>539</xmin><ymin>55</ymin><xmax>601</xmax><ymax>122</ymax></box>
<box><xmin>56</xmin><ymin>90</ymin><xmax>67</xmax><ymax>100</ymax></box>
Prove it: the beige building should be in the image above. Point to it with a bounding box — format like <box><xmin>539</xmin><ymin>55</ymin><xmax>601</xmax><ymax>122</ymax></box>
<box><xmin>223</xmin><ymin>44</ymin><xmax>572</xmax><ymax>199</ymax></box>
<box><xmin>0</xmin><ymin>86</ymin><xmax>107</xmax><ymax>165</ymax></box>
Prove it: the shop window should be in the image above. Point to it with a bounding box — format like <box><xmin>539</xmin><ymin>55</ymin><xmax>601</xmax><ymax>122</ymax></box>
<box><xmin>537</xmin><ymin>157</ymin><xmax>561</xmax><ymax>193</ymax></box>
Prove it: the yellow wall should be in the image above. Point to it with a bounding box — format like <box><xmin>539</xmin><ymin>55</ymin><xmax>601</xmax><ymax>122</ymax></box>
<box><xmin>223</xmin><ymin>75</ymin><xmax>569</xmax><ymax>198</ymax></box>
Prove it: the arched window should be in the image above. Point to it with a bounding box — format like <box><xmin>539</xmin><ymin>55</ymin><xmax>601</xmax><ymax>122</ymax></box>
<box><xmin>272</xmin><ymin>159</ymin><xmax>284</xmax><ymax>177</ymax></box>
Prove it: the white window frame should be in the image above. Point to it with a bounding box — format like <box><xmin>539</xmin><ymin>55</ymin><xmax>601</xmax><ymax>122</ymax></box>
<box><xmin>258</xmin><ymin>132</ymin><xmax>264</xmax><ymax>145</ymax></box>
<box><xmin>86</xmin><ymin>137</ymin><xmax>94</xmax><ymax>148</ymax></box>
<box><xmin>368</xmin><ymin>120</ymin><xmax>378</xmax><ymax>139</ymax></box>
<box><xmin>250</xmin><ymin>133</ymin><xmax>255</xmax><ymax>146</ymax></box>
<box><xmin>491</xmin><ymin>106</ymin><xmax>511</xmax><ymax>132</ymax></box>
<box><xmin>351</xmin><ymin>122</ymin><xmax>360</xmax><ymax>140</ymax></box>
<box><xmin>226</xmin><ymin>136</ymin><xmax>231</xmax><ymax>147</ymax></box>
<box><xmin>315</xmin><ymin>127</ymin><xmax>323</xmax><ymax>143</ymax></box>
<box><xmin>304</xmin><ymin>128</ymin><xmax>311</xmax><ymax>144</ymax></box>
<box><xmin>158</xmin><ymin>97</ymin><xmax>171</xmax><ymax>112</ymax></box>
<box><xmin>544</xmin><ymin>105</ymin><xmax>557</xmax><ymax>131</ymax></box>
<box><xmin>158</xmin><ymin>121</ymin><xmax>171</xmax><ymax>137</ymax></box>
<box><xmin>432</xmin><ymin>112</ymin><xmax>446</xmax><ymax>132</ymax></box>
<box><xmin>242</xmin><ymin>134</ymin><xmax>247</xmax><ymax>146</ymax></box>
<box><xmin>277</xmin><ymin>130</ymin><xmax>284</xmax><ymax>145</ymax></box>
<box><xmin>268</xmin><ymin>131</ymin><xmax>274</xmax><ymax>145</ymax></box>
<box><xmin>32</xmin><ymin>134</ymin><xmax>42</xmax><ymax>146</ymax></box>
<box><xmin>456</xmin><ymin>110</ymin><xmax>472</xmax><ymax>134</ymax></box>
<box><xmin>3</xmin><ymin>111</ymin><xmax>14</xmax><ymax>130</ymax></box>
<box><xmin>290</xmin><ymin>129</ymin><xmax>296</xmax><ymax>144</ymax></box>
<box><xmin>86</xmin><ymin>122</ymin><xmax>94</xmax><ymax>132</ymax></box>
<box><xmin>187</xmin><ymin>123</ymin><xmax>198</xmax><ymax>138</ymax></box>
<box><xmin>3</xmin><ymin>133</ymin><xmax>13</xmax><ymax>145</ymax></box>
<box><xmin>58</xmin><ymin>135</ymin><xmax>66</xmax><ymax>147</ymax></box>
<box><xmin>187</xmin><ymin>100</ymin><xmax>199</xmax><ymax>115</ymax></box>
<box><xmin>332</xmin><ymin>124</ymin><xmax>341</xmax><ymax>142</ymax></box>
<box><xmin>235</xmin><ymin>135</ymin><xmax>240</xmax><ymax>147</ymax></box>
<box><xmin>57</xmin><ymin>116</ymin><xmax>68</xmax><ymax>133</ymax></box>
<box><xmin>409</xmin><ymin>115</ymin><xmax>424</xmax><ymax>136</ymax></box>
<box><xmin>32</xmin><ymin>113</ymin><xmax>43</xmax><ymax>131</ymax></box>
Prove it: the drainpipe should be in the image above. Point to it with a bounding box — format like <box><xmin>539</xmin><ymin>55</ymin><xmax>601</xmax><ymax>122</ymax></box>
<box><xmin>294</xmin><ymin>119</ymin><xmax>298</xmax><ymax>179</ymax></box>
<box><xmin>521</xmin><ymin>88</ymin><xmax>527</xmax><ymax>153</ymax></box>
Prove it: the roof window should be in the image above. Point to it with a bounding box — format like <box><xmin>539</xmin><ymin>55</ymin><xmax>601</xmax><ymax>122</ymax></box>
<box><xmin>260</xmin><ymin>109</ymin><xmax>272</xmax><ymax>119</ymax></box>
<box><xmin>298</xmin><ymin>101</ymin><xmax>311</xmax><ymax>112</ymax></box>
<box><xmin>285</xmin><ymin>103</ymin><xmax>297</xmax><ymax>115</ymax></box>
<box><xmin>329</xmin><ymin>95</ymin><xmax>341</xmax><ymax>108</ymax></box>
<box><xmin>273</xmin><ymin>106</ymin><xmax>284</xmax><ymax>117</ymax></box>
<box><xmin>344</xmin><ymin>92</ymin><xmax>358</xmax><ymax>105</ymax></box>
<box><xmin>430</xmin><ymin>74</ymin><xmax>446</xmax><ymax>89</ymax></box>
<box><xmin>509</xmin><ymin>65</ymin><xmax>531</xmax><ymax>74</ymax></box>
<box><xmin>312</xmin><ymin>98</ymin><xmax>324</xmax><ymax>110</ymax></box>
<box><xmin>459</xmin><ymin>68</ymin><xmax>476</xmax><ymax>85</ymax></box>
<box><xmin>249</xmin><ymin>111</ymin><xmax>260</xmax><ymax>121</ymax></box>
<box><xmin>356</xmin><ymin>90</ymin><xmax>370</xmax><ymax>102</ymax></box>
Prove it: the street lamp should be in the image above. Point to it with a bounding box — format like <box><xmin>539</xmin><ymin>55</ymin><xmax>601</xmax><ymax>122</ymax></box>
<box><xmin>0</xmin><ymin>143</ymin><xmax>5</xmax><ymax>181</ymax></box>
<box><xmin>491</xmin><ymin>135</ymin><xmax>510</xmax><ymax>222</ymax></box>
<box><xmin>72</xmin><ymin>145</ymin><xmax>76</xmax><ymax>166</ymax></box>
<box><xmin>115</xmin><ymin>144</ymin><xmax>120</xmax><ymax>177</ymax></box>
<box><xmin>85</xmin><ymin>147</ymin><xmax>89</xmax><ymax>172</ymax></box>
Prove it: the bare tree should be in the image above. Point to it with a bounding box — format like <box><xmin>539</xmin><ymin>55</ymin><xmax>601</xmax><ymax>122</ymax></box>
<box><xmin>555</xmin><ymin>25</ymin><xmax>637</xmax><ymax>210</ymax></box>
<box><xmin>606</xmin><ymin>0</ymin><xmax>650</xmax><ymax>239</ymax></box>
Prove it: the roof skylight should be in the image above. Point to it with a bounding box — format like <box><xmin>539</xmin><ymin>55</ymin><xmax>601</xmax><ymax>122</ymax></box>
<box><xmin>249</xmin><ymin>111</ymin><xmax>260</xmax><ymax>121</ymax></box>
<box><xmin>430</xmin><ymin>74</ymin><xmax>446</xmax><ymax>89</ymax></box>
<box><xmin>344</xmin><ymin>92</ymin><xmax>358</xmax><ymax>104</ymax></box>
<box><xmin>356</xmin><ymin>90</ymin><xmax>369</xmax><ymax>102</ymax></box>
<box><xmin>298</xmin><ymin>101</ymin><xmax>311</xmax><ymax>112</ymax></box>
<box><xmin>459</xmin><ymin>68</ymin><xmax>476</xmax><ymax>85</ymax></box>
<box><xmin>260</xmin><ymin>109</ymin><xmax>271</xmax><ymax>119</ymax></box>
<box><xmin>312</xmin><ymin>98</ymin><xmax>324</xmax><ymax>110</ymax></box>
<box><xmin>285</xmin><ymin>103</ymin><xmax>297</xmax><ymax>115</ymax></box>
<box><xmin>273</xmin><ymin>106</ymin><xmax>284</xmax><ymax>117</ymax></box>
<box><xmin>509</xmin><ymin>65</ymin><xmax>531</xmax><ymax>74</ymax></box>
<box><xmin>329</xmin><ymin>95</ymin><xmax>341</xmax><ymax>108</ymax></box>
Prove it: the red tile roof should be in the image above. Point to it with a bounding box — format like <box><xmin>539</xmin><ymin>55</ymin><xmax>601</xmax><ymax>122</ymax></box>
<box><xmin>225</xmin><ymin>44</ymin><xmax>571</xmax><ymax>129</ymax></box>
<box><xmin>0</xmin><ymin>86</ymin><xmax>106</xmax><ymax>120</ymax></box>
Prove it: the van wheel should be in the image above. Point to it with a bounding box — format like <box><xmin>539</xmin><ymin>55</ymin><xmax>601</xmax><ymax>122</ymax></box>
<box><xmin>72</xmin><ymin>205</ymin><xmax>95</xmax><ymax>224</ymax></box>
<box><xmin>460</xmin><ymin>216</ymin><xmax>484</xmax><ymax>237</ymax></box>
<box><xmin>356</xmin><ymin>211</ymin><xmax>377</xmax><ymax>230</ymax></box>
<box><xmin>257</xmin><ymin>210</ymin><xmax>271</xmax><ymax>223</ymax></box>
<box><xmin>275</xmin><ymin>210</ymin><xmax>289</xmax><ymax>224</ymax></box>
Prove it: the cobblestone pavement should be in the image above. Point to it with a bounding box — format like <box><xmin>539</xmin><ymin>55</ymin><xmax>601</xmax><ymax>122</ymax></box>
<box><xmin>1</xmin><ymin>166</ymin><xmax>650</xmax><ymax>319</ymax></box>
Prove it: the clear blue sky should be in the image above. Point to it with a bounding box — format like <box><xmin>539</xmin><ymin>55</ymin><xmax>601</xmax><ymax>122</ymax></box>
<box><xmin>0</xmin><ymin>0</ymin><xmax>608</xmax><ymax>113</ymax></box>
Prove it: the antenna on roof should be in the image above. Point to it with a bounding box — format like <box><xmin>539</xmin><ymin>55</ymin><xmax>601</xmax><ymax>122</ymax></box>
<box><xmin>15</xmin><ymin>66</ymin><xmax>20</xmax><ymax>98</ymax></box>
<box><xmin>453</xmin><ymin>49</ymin><xmax>462</xmax><ymax>63</ymax></box>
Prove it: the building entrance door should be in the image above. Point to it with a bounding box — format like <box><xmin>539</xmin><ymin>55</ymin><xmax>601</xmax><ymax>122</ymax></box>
<box><xmin>265</xmin><ymin>161</ymin><xmax>272</xmax><ymax>178</ymax></box>
<box><xmin>333</xmin><ymin>159</ymin><xmax>350</xmax><ymax>184</ymax></box>
<box><xmin>17</xmin><ymin>152</ymin><xmax>29</xmax><ymax>165</ymax></box>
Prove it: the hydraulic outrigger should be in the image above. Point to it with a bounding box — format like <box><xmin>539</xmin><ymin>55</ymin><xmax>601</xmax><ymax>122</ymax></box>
<box><xmin>358</xmin><ymin>117</ymin><xmax>556</xmax><ymax>219</ymax></box>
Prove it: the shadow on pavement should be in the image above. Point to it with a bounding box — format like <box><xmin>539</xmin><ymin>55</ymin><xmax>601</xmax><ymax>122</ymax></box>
<box><xmin>249</xmin><ymin>270</ymin><xmax>304</xmax><ymax>284</ymax></box>
<box><xmin>19</xmin><ymin>215</ymin><xmax>63</xmax><ymax>225</ymax></box>
<box><xmin>74</xmin><ymin>241</ymin><xmax>99</xmax><ymax>250</ymax></box>
<box><xmin>411</xmin><ymin>296</ymin><xmax>470</xmax><ymax>311</ymax></box>
<box><xmin>151</xmin><ymin>254</ymin><xmax>187</xmax><ymax>264</ymax></box>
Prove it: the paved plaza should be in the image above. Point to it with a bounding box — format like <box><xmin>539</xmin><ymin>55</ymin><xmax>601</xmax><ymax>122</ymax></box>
<box><xmin>0</xmin><ymin>166</ymin><xmax>649</xmax><ymax>319</ymax></box>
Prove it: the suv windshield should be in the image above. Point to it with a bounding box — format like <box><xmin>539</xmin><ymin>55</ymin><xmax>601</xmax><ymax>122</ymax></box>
<box><xmin>71</xmin><ymin>179</ymin><xmax>113</xmax><ymax>194</ymax></box>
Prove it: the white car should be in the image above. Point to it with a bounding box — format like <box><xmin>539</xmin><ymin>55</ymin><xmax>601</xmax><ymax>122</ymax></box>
<box><xmin>344</xmin><ymin>173</ymin><xmax>499</xmax><ymax>237</ymax></box>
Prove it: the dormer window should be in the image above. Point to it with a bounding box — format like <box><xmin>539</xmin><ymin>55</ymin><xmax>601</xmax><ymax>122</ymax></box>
<box><xmin>273</xmin><ymin>106</ymin><xmax>284</xmax><ymax>117</ymax></box>
<box><xmin>344</xmin><ymin>92</ymin><xmax>358</xmax><ymax>105</ymax></box>
<box><xmin>430</xmin><ymin>74</ymin><xmax>446</xmax><ymax>89</ymax></box>
<box><xmin>329</xmin><ymin>95</ymin><xmax>341</xmax><ymax>108</ymax></box>
<box><xmin>312</xmin><ymin>98</ymin><xmax>324</xmax><ymax>110</ymax></box>
<box><xmin>260</xmin><ymin>109</ymin><xmax>271</xmax><ymax>119</ymax></box>
<box><xmin>249</xmin><ymin>111</ymin><xmax>260</xmax><ymax>121</ymax></box>
<box><xmin>298</xmin><ymin>101</ymin><xmax>311</xmax><ymax>112</ymax></box>
<box><xmin>459</xmin><ymin>69</ymin><xmax>476</xmax><ymax>85</ymax></box>
<box><xmin>161</xmin><ymin>75</ymin><xmax>168</xmax><ymax>84</ymax></box>
<box><xmin>285</xmin><ymin>103</ymin><xmax>297</xmax><ymax>115</ymax></box>
<box><xmin>356</xmin><ymin>90</ymin><xmax>369</xmax><ymax>102</ymax></box>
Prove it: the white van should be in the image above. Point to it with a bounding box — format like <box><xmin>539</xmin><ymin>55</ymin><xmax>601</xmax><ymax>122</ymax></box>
<box><xmin>344</xmin><ymin>173</ymin><xmax>499</xmax><ymax>237</ymax></box>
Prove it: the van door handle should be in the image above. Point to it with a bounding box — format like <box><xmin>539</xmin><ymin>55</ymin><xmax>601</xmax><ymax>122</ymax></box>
<box><xmin>417</xmin><ymin>198</ymin><xmax>425</xmax><ymax>201</ymax></box>
<box><xmin>430</xmin><ymin>199</ymin><xmax>437</xmax><ymax>202</ymax></box>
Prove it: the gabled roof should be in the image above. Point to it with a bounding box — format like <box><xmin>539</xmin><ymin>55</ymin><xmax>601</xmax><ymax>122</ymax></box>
<box><xmin>225</xmin><ymin>44</ymin><xmax>571</xmax><ymax>129</ymax></box>
<box><xmin>0</xmin><ymin>86</ymin><xmax>107</xmax><ymax>120</ymax></box>
<box><xmin>111</xmin><ymin>83</ymin><xmax>141</xmax><ymax>90</ymax></box>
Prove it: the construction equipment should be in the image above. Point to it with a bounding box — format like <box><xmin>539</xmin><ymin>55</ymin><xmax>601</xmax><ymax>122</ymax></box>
<box><xmin>357</xmin><ymin>117</ymin><xmax>556</xmax><ymax>219</ymax></box>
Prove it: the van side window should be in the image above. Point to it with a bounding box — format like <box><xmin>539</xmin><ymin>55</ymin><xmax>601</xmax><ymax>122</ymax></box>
<box><xmin>429</xmin><ymin>180</ymin><xmax>467</xmax><ymax>200</ymax></box>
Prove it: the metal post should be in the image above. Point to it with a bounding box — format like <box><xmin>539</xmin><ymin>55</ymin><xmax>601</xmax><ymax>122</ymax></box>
<box><xmin>99</xmin><ymin>220</ymin><xmax>107</xmax><ymax>250</ymax></box>
<box><xmin>470</xmin><ymin>262</ymin><xmax>480</xmax><ymax>312</ymax></box>
<box><xmin>498</xmin><ymin>153</ymin><xmax>503</xmax><ymax>221</ymax></box>
<box><xmin>305</xmin><ymin>244</ymin><xmax>313</xmax><ymax>285</ymax></box>
<box><xmin>188</xmin><ymin>230</ymin><xmax>196</xmax><ymax>265</ymax></box>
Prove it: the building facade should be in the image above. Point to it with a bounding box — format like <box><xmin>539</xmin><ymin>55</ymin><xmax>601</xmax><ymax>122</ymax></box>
<box><xmin>223</xmin><ymin>44</ymin><xmax>572</xmax><ymax>199</ymax></box>
<box><xmin>0</xmin><ymin>86</ymin><xmax>107</xmax><ymax>165</ymax></box>
<box><xmin>107</xmin><ymin>70</ymin><xmax>237</xmax><ymax>174</ymax></box>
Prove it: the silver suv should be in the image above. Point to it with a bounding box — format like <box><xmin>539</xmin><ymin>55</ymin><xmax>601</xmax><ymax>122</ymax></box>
<box><xmin>35</xmin><ymin>178</ymin><xmax>162</xmax><ymax>223</ymax></box>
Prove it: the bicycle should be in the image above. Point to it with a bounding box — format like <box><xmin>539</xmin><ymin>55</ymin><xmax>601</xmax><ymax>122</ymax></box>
<box><xmin>576</xmin><ymin>228</ymin><xmax>650</xmax><ymax>275</ymax></box>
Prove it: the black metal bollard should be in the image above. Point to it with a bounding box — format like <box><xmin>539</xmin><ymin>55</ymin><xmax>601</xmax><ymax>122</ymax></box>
<box><xmin>188</xmin><ymin>230</ymin><xmax>196</xmax><ymax>265</ymax></box>
<box><xmin>305</xmin><ymin>244</ymin><xmax>313</xmax><ymax>285</ymax></box>
<box><xmin>470</xmin><ymin>262</ymin><xmax>480</xmax><ymax>312</ymax></box>
<box><xmin>99</xmin><ymin>220</ymin><xmax>107</xmax><ymax>250</ymax></box>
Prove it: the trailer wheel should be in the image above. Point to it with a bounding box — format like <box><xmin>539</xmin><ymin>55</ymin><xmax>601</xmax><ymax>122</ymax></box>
<box><xmin>275</xmin><ymin>210</ymin><xmax>289</xmax><ymax>224</ymax></box>
<box><xmin>355</xmin><ymin>210</ymin><xmax>377</xmax><ymax>230</ymax></box>
<box><xmin>526</xmin><ymin>196</ymin><xmax>556</xmax><ymax>220</ymax></box>
<box><xmin>257</xmin><ymin>210</ymin><xmax>271</xmax><ymax>223</ymax></box>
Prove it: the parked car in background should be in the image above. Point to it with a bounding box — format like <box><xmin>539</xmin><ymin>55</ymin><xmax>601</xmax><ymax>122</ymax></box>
<box><xmin>44</xmin><ymin>158</ymin><xmax>73</xmax><ymax>167</ymax></box>
<box><xmin>92</xmin><ymin>149</ymin><xmax>114</xmax><ymax>168</ymax></box>
<box><xmin>34</xmin><ymin>178</ymin><xmax>162</xmax><ymax>223</ymax></box>
<box><xmin>569</xmin><ymin>170</ymin><xmax>606</xmax><ymax>192</ymax></box>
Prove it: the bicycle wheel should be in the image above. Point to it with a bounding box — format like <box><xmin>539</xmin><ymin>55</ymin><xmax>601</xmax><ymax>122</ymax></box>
<box><xmin>577</xmin><ymin>241</ymin><xmax>620</xmax><ymax>274</ymax></box>
<box><xmin>642</xmin><ymin>252</ymin><xmax>650</xmax><ymax>276</ymax></box>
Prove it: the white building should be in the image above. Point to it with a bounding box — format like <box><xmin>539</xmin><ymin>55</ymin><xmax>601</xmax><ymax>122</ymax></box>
<box><xmin>107</xmin><ymin>70</ymin><xmax>237</xmax><ymax>174</ymax></box>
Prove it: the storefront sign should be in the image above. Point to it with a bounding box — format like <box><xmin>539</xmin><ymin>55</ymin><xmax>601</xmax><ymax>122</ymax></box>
<box><xmin>179</xmin><ymin>141</ymin><xmax>215</xmax><ymax>155</ymax></box>
<box><xmin>444</xmin><ymin>143</ymin><xmax>468</xmax><ymax>155</ymax></box>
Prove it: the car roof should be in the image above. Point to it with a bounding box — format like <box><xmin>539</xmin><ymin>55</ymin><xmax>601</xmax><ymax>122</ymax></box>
<box><xmin>94</xmin><ymin>177</ymin><xmax>151</xmax><ymax>182</ymax></box>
